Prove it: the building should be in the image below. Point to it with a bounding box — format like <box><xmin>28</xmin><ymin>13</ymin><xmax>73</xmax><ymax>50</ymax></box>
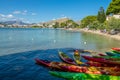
<box><xmin>106</xmin><ymin>14</ymin><xmax>120</xmax><ymax>20</ymax></box>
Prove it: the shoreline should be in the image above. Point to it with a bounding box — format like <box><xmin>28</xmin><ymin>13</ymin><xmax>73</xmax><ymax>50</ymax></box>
<box><xmin>65</xmin><ymin>28</ymin><xmax>120</xmax><ymax>41</ymax></box>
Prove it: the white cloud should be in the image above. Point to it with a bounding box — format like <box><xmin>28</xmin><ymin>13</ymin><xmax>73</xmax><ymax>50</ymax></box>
<box><xmin>31</xmin><ymin>13</ymin><xmax>36</xmax><ymax>15</ymax></box>
<box><xmin>22</xmin><ymin>10</ymin><xmax>27</xmax><ymax>15</ymax></box>
<box><xmin>0</xmin><ymin>14</ymin><xmax>14</xmax><ymax>18</ymax></box>
<box><xmin>7</xmin><ymin>14</ymin><xmax>14</xmax><ymax>18</ymax></box>
<box><xmin>0</xmin><ymin>14</ymin><xmax>5</xmax><ymax>17</ymax></box>
<box><xmin>23</xmin><ymin>10</ymin><xmax>27</xmax><ymax>13</ymax></box>
<box><xmin>13</xmin><ymin>10</ymin><xmax>28</xmax><ymax>15</ymax></box>
<box><xmin>13</xmin><ymin>11</ymin><xmax>21</xmax><ymax>14</ymax></box>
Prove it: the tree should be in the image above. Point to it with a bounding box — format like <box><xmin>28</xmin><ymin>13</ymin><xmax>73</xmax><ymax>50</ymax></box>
<box><xmin>80</xmin><ymin>16</ymin><xmax>97</xmax><ymax>28</ymax></box>
<box><xmin>97</xmin><ymin>7</ymin><xmax>106</xmax><ymax>23</ymax></box>
<box><xmin>106</xmin><ymin>0</ymin><xmax>120</xmax><ymax>15</ymax></box>
<box><xmin>53</xmin><ymin>22</ymin><xmax>59</xmax><ymax>28</ymax></box>
<box><xmin>107</xmin><ymin>17</ymin><xmax>120</xmax><ymax>31</ymax></box>
<box><xmin>60</xmin><ymin>22</ymin><xmax>67</xmax><ymax>28</ymax></box>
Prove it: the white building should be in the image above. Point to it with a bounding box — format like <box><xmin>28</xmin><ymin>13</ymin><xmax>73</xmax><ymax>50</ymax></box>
<box><xmin>106</xmin><ymin>14</ymin><xmax>120</xmax><ymax>20</ymax></box>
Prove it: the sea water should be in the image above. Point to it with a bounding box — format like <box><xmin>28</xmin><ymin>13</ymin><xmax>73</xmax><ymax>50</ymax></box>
<box><xmin>0</xmin><ymin>28</ymin><xmax>120</xmax><ymax>80</ymax></box>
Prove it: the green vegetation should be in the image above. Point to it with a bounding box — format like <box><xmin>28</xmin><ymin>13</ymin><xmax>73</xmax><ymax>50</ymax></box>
<box><xmin>53</xmin><ymin>22</ymin><xmax>59</xmax><ymax>28</ymax></box>
<box><xmin>80</xmin><ymin>16</ymin><xmax>97</xmax><ymax>28</ymax></box>
<box><xmin>80</xmin><ymin>2</ymin><xmax>120</xmax><ymax>34</ymax></box>
<box><xmin>106</xmin><ymin>0</ymin><xmax>120</xmax><ymax>15</ymax></box>
<box><xmin>97</xmin><ymin>7</ymin><xmax>106</xmax><ymax>23</ymax></box>
<box><xmin>32</xmin><ymin>26</ymin><xmax>43</xmax><ymax>28</ymax></box>
<box><xmin>106</xmin><ymin>17</ymin><xmax>120</xmax><ymax>31</ymax></box>
<box><xmin>52</xmin><ymin>19</ymin><xmax>79</xmax><ymax>28</ymax></box>
<box><xmin>60</xmin><ymin>22</ymin><xmax>67</xmax><ymax>28</ymax></box>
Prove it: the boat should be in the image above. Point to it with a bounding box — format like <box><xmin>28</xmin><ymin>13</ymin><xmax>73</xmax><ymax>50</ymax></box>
<box><xmin>58</xmin><ymin>51</ymin><xmax>76</xmax><ymax>65</ymax></box>
<box><xmin>106</xmin><ymin>52</ymin><xmax>120</xmax><ymax>56</ymax></box>
<box><xmin>59</xmin><ymin>63</ymin><xmax>120</xmax><ymax>75</ymax></box>
<box><xmin>49</xmin><ymin>71</ymin><xmax>120</xmax><ymax>80</ymax></box>
<box><xmin>35</xmin><ymin>58</ymin><xmax>51</xmax><ymax>67</ymax></box>
<box><xmin>93</xmin><ymin>55</ymin><xmax>120</xmax><ymax>61</ymax></box>
<box><xmin>112</xmin><ymin>48</ymin><xmax>120</xmax><ymax>52</ymax></box>
<box><xmin>86</xmin><ymin>61</ymin><xmax>115</xmax><ymax>67</ymax></box>
<box><xmin>98</xmin><ymin>53</ymin><xmax>106</xmax><ymax>56</ymax></box>
<box><xmin>82</xmin><ymin>56</ymin><xmax>120</xmax><ymax>66</ymax></box>
<box><xmin>106</xmin><ymin>52</ymin><xmax>116</xmax><ymax>56</ymax></box>
<box><xmin>112</xmin><ymin>50</ymin><xmax>120</xmax><ymax>54</ymax></box>
<box><xmin>35</xmin><ymin>58</ymin><xmax>73</xmax><ymax>70</ymax></box>
<box><xmin>59</xmin><ymin>65</ymin><xmax>102</xmax><ymax>74</ymax></box>
<box><xmin>73</xmin><ymin>50</ymin><xmax>83</xmax><ymax>65</ymax></box>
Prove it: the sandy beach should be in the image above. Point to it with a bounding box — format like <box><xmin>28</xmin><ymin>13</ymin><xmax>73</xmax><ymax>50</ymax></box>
<box><xmin>66</xmin><ymin>28</ymin><xmax>120</xmax><ymax>41</ymax></box>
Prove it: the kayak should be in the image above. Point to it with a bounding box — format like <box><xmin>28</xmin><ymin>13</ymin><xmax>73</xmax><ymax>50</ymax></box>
<box><xmin>35</xmin><ymin>58</ymin><xmax>51</xmax><ymax>67</ymax></box>
<box><xmin>112</xmin><ymin>50</ymin><xmax>120</xmax><ymax>54</ymax></box>
<box><xmin>86</xmin><ymin>61</ymin><xmax>115</xmax><ymax>67</ymax></box>
<box><xmin>58</xmin><ymin>51</ymin><xmax>76</xmax><ymax>65</ymax></box>
<box><xmin>112</xmin><ymin>48</ymin><xmax>120</xmax><ymax>52</ymax></box>
<box><xmin>49</xmin><ymin>71</ymin><xmax>120</xmax><ymax>80</ymax></box>
<box><xmin>82</xmin><ymin>56</ymin><xmax>120</xmax><ymax>66</ymax></box>
<box><xmin>59</xmin><ymin>63</ymin><xmax>120</xmax><ymax>75</ymax></box>
<box><xmin>93</xmin><ymin>55</ymin><xmax>120</xmax><ymax>61</ymax></box>
<box><xmin>59</xmin><ymin>64</ymin><xmax>102</xmax><ymax>74</ymax></box>
<box><xmin>35</xmin><ymin>59</ymin><xmax>120</xmax><ymax>75</ymax></box>
<box><xmin>35</xmin><ymin>58</ymin><xmax>73</xmax><ymax>70</ymax></box>
<box><xmin>73</xmin><ymin>50</ymin><xmax>83</xmax><ymax>65</ymax></box>
<box><xmin>106</xmin><ymin>52</ymin><xmax>120</xmax><ymax>56</ymax></box>
<box><xmin>98</xmin><ymin>53</ymin><xmax>106</xmax><ymax>56</ymax></box>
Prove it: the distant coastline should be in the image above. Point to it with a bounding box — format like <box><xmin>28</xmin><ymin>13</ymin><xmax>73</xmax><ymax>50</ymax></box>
<box><xmin>65</xmin><ymin>28</ymin><xmax>120</xmax><ymax>41</ymax></box>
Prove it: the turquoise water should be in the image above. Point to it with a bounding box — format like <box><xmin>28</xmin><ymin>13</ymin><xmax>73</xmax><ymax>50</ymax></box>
<box><xmin>0</xmin><ymin>28</ymin><xmax>120</xmax><ymax>56</ymax></box>
<box><xmin>0</xmin><ymin>28</ymin><xmax>120</xmax><ymax>80</ymax></box>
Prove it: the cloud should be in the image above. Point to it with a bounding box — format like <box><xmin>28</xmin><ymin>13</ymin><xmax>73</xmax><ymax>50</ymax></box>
<box><xmin>0</xmin><ymin>14</ymin><xmax>14</xmax><ymax>18</ymax></box>
<box><xmin>0</xmin><ymin>13</ymin><xmax>15</xmax><ymax>22</ymax></box>
<box><xmin>7</xmin><ymin>14</ymin><xmax>14</xmax><ymax>18</ymax></box>
<box><xmin>22</xmin><ymin>10</ymin><xmax>27</xmax><ymax>15</ymax></box>
<box><xmin>0</xmin><ymin>14</ymin><xmax>5</xmax><ymax>17</ymax></box>
<box><xmin>13</xmin><ymin>10</ymin><xmax>28</xmax><ymax>15</ymax></box>
<box><xmin>31</xmin><ymin>13</ymin><xmax>36</xmax><ymax>15</ymax></box>
<box><xmin>13</xmin><ymin>11</ymin><xmax>21</xmax><ymax>14</ymax></box>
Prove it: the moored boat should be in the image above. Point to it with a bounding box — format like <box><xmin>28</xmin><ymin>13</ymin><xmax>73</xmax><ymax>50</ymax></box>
<box><xmin>58</xmin><ymin>51</ymin><xmax>76</xmax><ymax>65</ymax></box>
<box><xmin>112</xmin><ymin>50</ymin><xmax>120</xmax><ymax>54</ymax></box>
<box><xmin>106</xmin><ymin>52</ymin><xmax>120</xmax><ymax>56</ymax></box>
<box><xmin>112</xmin><ymin>48</ymin><xmax>120</xmax><ymax>52</ymax></box>
<box><xmin>49</xmin><ymin>71</ymin><xmax>120</xmax><ymax>80</ymax></box>
<box><xmin>82</xmin><ymin>56</ymin><xmax>120</xmax><ymax>66</ymax></box>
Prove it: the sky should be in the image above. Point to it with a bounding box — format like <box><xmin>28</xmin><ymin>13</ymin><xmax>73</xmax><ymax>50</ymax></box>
<box><xmin>0</xmin><ymin>0</ymin><xmax>111</xmax><ymax>23</ymax></box>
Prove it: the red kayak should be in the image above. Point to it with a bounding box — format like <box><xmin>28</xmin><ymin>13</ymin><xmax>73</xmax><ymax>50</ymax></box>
<box><xmin>59</xmin><ymin>64</ymin><xmax>120</xmax><ymax>75</ymax></box>
<box><xmin>112</xmin><ymin>48</ymin><xmax>120</xmax><ymax>52</ymax></box>
<box><xmin>98</xmin><ymin>53</ymin><xmax>106</xmax><ymax>56</ymax></box>
<box><xmin>35</xmin><ymin>58</ymin><xmax>120</xmax><ymax>75</ymax></box>
<box><xmin>35</xmin><ymin>58</ymin><xmax>73</xmax><ymax>70</ymax></box>
<box><xmin>86</xmin><ymin>61</ymin><xmax>115</xmax><ymax>67</ymax></box>
<box><xmin>82</xmin><ymin>56</ymin><xmax>120</xmax><ymax>66</ymax></box>
<box><xmin>35</xmin><ymin>58</ymin><xmax>51</xmax><ymax>67</ymax></box>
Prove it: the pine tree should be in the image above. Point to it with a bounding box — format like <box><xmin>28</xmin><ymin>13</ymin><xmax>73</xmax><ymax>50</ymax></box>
<box><xmin>97</xmin><ymin>7</ymin><xmax>106</xmax><ymax>23</ymax></box>
<box><xmin>106</xmin><ymin>0</ymin><xmax>120</xmax><ymax>15</ymax></box>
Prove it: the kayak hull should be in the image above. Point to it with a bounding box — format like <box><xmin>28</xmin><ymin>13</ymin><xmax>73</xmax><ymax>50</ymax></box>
<box><xmin>59</xmin><ymin>51</ymin><xmax>76</xmax><ymax>65</ymax></box>
<box><xmin>49</xmin><ymin>71</ymin><xmax>120</xmax><ymax>80</ymax></box>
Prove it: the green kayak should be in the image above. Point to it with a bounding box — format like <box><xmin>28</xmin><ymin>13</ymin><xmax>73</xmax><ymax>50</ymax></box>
<box><xmin>93</xmin><ymin>55</ymin><xmax>120</xmax><ymax>60</ymax></box>
<box><xmin>49</xmin><ymin>71</ymin><xmax>120</xmax><ymax>80</ymax></box>
<box><xmin>112</xmin><ymin>50</ymin><xmax>120</xmax><ymax>54</ymax></box>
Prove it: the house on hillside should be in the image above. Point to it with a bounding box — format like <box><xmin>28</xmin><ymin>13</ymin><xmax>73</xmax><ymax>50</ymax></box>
<box><xmin>106</xmin><ymin>14</ymin><xmax>120</xmax><ymax>20</ymax></box>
